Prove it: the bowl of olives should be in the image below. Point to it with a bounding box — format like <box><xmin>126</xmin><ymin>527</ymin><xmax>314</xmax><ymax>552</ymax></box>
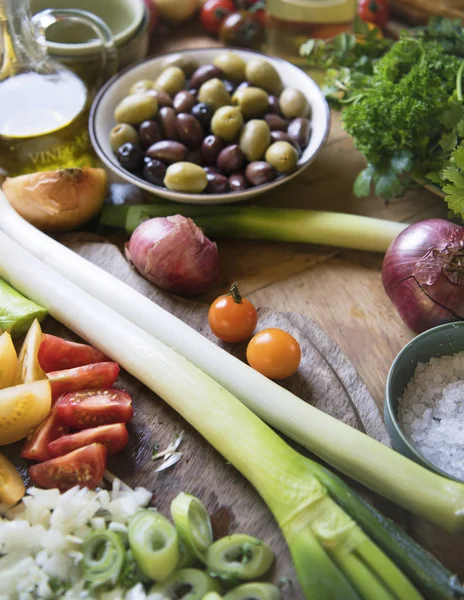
<box><xmin>90</xmin><ymin>47</ymin><xmax>330</xmax><ymax>204</ymax></box>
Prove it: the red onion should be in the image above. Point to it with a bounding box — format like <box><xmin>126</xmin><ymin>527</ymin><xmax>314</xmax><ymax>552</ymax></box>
<box><xmin>125</xmin><ymin>215</ymin><xmax>220</xmax><ymax>296</ymax></box>
<box><xmin>382</xmin><ymin>219</ymin><xmax>464</xmax><ymax>333</ymax></box>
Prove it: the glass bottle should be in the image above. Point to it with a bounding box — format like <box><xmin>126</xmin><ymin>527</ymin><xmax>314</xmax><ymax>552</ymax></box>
<box><xmin>266</xmin><ymin>0</ymin><xmax>358</xmax><ymax>69</ymax></box>
<box><xmin>0</xmin><ymin>0</ymin><xmax>115</xmax><ymax>176</ymax></box>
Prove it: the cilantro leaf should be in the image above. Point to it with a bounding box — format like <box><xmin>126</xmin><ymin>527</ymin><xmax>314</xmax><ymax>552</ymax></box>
<box><xmin>353</xmin><ymin>166</ymin><xmax>375</xmax><ymax>197</ymax></box>
<box><xmin>442</xmin><ymin>164</ymin><xmax>464</xmax><ymax>217</ymax></box>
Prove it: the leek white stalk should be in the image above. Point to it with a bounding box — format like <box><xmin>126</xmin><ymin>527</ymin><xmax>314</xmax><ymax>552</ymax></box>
<box><xmin>0</xmin><ymin>230</ymin><xmax>421</xmax><ymax>600</ymax></box>
<box><xmin>1</xmin><ymin>192</ymin><xmax>464</xmax><ymax>532</ymax></box>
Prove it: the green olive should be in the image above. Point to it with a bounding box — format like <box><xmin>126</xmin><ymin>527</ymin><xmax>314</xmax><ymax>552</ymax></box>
<box><xmin>232</xmin><ymin>87</ymin><xmax>269</xmax><ymax>119</ymax></box>
<box><xmin>239</xmin><ymin>119</ymin><xmax>271</xmax><ymax>162</ymax></box>
<box><xmin>213</xmin><ymin>52</ymin><xmax>246</xmax><ymax>83</ymax></box>
<box><xmin>109</xmin><ymin>123</ymin><xmax>139</xmax><ymax>152</ymax></box>
<box><xmin>279</xmin><ymin>88</ymin><xmax>309</xmax><ymax>119</ymax></box>
<box><xmin>150</xmin><ymin>568</ymin><xmax>219</xmax><ymax>599</ymax></box>
<box><xmin>198</xmin><ymin>78</ymin><xmax>231</xmax><ymax>111</ymax></box>
<box><xmin>114</xmin><ymin>94</ymin><xmax>158</xmax><ymax>125</ymax></box>
<box><xmin>211</xmin><ymin>106</ymin><xmax>244</xmax><ymax>142</ymax></box>
<box><xmin>154</xmin><ymin>66</ymin><xmax>186</xmax><ymax>97</ymax></box>
<box><xmin>245</xmin><ymin>58</ymin><xmax>283</xmax><ymax>95</ymax></box>
<box><xmin>223</xmin><ymin>583</ymin><xmax>280</xmax><ymax>600</ymax></box>
<box><xmin>162</xmin><ymin>54</ymin><xmax>199</xmax><ymax>78</ymax></box>
<box><xmin>164</xmin><ymin>162</ymin><xmax>208</xmax><ymax>193</ymax></box>
<box><xmin>265</xmin><ymin>141</ymin><xmax>298</xmax><ymax>173</ymax></box>
<box><xmin>129</xmin><ymin>79</ymin><xmax>154</xmax><ymax>95</ymax></box>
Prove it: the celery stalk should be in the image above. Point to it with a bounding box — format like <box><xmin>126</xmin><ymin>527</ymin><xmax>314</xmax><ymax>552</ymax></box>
<box><xmin>0</xmin><ymin>230</ymin><xmax>422</xmax><ymax>600</ymax></box>
<box><xmin>100</xmin><ymin>204</ymin><xmax>407</xmax><ymax>253</ymax></box>
<box><xmin>0</xmin><ymin>278</ymin><xmax>47</xmax><ymax>337</ymax></box>
<box><xmin>1</xmin><ymin>193</ymin><xmax>464</xmax><ymax>536</ymax></box>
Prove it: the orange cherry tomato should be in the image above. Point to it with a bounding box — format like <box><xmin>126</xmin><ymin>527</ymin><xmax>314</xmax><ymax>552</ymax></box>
<box><xmin>208</xmin><ymin>283</ymin><xmax>258</xmax><ymax>343</ymax></box>
<box><xmin>246</xmin><ymin>328</ymin><xmax>301</xmax><ymax>379</ymax></box>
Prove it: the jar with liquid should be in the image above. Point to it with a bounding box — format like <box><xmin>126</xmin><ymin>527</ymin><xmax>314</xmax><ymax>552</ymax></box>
<box><xmin>266</xmin><ymin>0</ymin><xmax>358</xmax><ymax>68</ymax></box>
<box><xmin>0</xmin><ymin>0</ymin><xmax>115</xmax><ymax>176</ymax></box>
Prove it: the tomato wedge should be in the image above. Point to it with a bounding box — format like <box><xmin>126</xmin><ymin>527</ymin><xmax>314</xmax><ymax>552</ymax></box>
<box><xmin>0</xmin><ymin>380</ymin><xmax>51</xmax><ymax>445</ymax></box>
<box><xmin>48</xmin><ymin>423</ymin><xmax>129</xmax><ymax>457</ymax></box>
<box><xmin>55</xmin><ymin>388</ymin><xmax>133</xmax><ymax>429</ymax></box>
<box><xmin>38</xmin><ymin>334</ymin><xmax>109</xmax><ymax>372</ymax></box>
<box><xmin>47</xmin><ymin>362</ymin><xmax>120</xmax><ymax>400</ymax></box>
<box><xmin>21</xmin><ymin>409</ymin><xmax>69</xmax><ymax>462</ymax></box>
<box><xmin>28</xmin><ymin>443</ymin><xmax>107</xmax><ymax>491</ymax></box>
<box><xmin>0</xmin><ymin>453</ymin><xmax>25</xmax><ymax>506</ymax></box>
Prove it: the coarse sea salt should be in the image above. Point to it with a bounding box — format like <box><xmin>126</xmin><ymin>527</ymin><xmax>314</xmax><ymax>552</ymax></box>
<box><xmin>398</xmin><ymin>350</ymin><xmax>464</xmax><ymax>480</ymax></box>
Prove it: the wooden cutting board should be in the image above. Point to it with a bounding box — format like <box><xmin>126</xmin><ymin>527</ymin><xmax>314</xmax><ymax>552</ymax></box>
<box><xmin>4</xmin><ymin>234</ymin><xmax>388</xmax><ymax>599</ymax></box>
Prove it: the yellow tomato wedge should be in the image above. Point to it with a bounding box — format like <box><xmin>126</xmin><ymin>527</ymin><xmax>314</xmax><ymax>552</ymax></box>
<box><xmin>15</xmin><ymin>318</ymin><xmax>45</xmax><ymax>384</ymax></box>
<box><xmin>0</xmin><ymin>380</ymin><xmax>51</xmax><ymax>445</ymax></box>
<box><xmin>0</xmin><ymin>332</ymin><xmax>17</xmax><ymax>389</ymax></box>
<box><xmin>0</xmin><ymin>452</ymin><xmax>25</xmax><ymax>506</ymax></box>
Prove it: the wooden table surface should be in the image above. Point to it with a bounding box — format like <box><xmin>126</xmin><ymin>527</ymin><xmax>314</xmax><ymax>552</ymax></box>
<box><xmin>124</xmin><ymin>20</ymin><xmax>463</xmax><ymax>589</ymax></box>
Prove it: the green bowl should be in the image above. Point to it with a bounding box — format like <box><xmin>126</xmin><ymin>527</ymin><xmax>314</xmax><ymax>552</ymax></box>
<box><xmin>384</xmin><ymin>321</ymin><xmax>464</xmax><ymax>483</ymax></box>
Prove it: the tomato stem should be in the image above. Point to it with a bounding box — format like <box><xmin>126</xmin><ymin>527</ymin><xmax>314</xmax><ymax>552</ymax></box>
<box><xmin>228</xmin><ymin>282</ymin><xmax>243</xmax><ymax>303</ymax></box>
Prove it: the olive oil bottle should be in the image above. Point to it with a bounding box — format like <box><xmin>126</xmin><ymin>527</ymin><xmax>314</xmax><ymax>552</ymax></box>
<box><xmin>0</xmin><ymin>0</ymin><xmax>112</xmax><ymax>176</ymax></box>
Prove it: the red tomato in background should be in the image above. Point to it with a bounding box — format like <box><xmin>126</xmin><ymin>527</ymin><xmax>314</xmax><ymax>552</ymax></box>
<box><xmin>55</xmin><ymin>388</ymin><xmax>133</xmax><ymax>429</ymax></box>
<box><xmin>358</xmin><ymin>0</ymin><xmax>389</xmax><ymax>29</ymax></box>
<box><xmin>237</xmin><ymin>0</ymin><xmax>266</xmax><ymax>26</ymax></box>
<box><xmin>201</xmin><ymin>0</ymin><xmax>236</xmax><ymax>34</ymax></box>
<box><xmin>144</xmin><ymin>0</ymin><xmax>158</xmax><ymax>33</ymax></box>
<box><xmin>28</xmin><ymin>443</ymin><xmax>107</xmax><ymax>491</ymax></box>
<box><xmin>38</xmin><ymin>334</ymin><xmax>109</xmax><ymax>372</ymax></box>
<box><xmin>21</xmin><ymin>409</ymin><xmax>69</xmax><ymax>462</ymax></box>
<box><xmin>48</xmin><ymin>423</ymin><xmax>129</xmax><ymax>457</ymax></box>
<box><xmin>47</xmin><ymin>362</ymin><xmax>120</xmax><ymax>400</ymax></box>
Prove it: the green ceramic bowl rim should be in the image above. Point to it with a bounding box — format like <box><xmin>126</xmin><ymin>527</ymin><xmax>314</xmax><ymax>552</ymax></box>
<box><xmin>385</xmin><ymin>320</ymin><xmax>464</xmax><ymax>483</ymax></box>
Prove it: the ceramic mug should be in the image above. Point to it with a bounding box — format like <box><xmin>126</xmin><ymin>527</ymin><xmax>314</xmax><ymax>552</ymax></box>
<box><xmin>29</xmin><ymin>0</ymin><xmax>149</xmax><ymax>84</ymax></box>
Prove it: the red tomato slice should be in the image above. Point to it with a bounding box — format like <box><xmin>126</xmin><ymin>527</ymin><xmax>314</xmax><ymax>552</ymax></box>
<box><xmin>55</xmin><ymin>388</ymin><xmax>133</xmax><ymax>429</ymax></box>
<box><xmin>47</xmin><ymin>362</ymin><xmax>120</xmax><ymax>400</ymax></box>
<box><xmin>48</xmin><ymin>423</ymin><xmax>129</xmax><ymax>457</ymax></box>
<box><xmin>28</xmin><ymin>443</ymin><xmax>107</xmax><ymax>491</ymax></box>
<box><xmin>21</xmin><ymin>409</ymin><xmax>69</xmax><ymax>462</ymax></box>
<box><xmin>38</xmin><ymin>334</ymin><xmax>109</xmax><ymax>373</ymax></box>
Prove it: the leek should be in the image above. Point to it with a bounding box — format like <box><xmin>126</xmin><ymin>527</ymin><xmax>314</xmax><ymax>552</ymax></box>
<box><xmin>150</xmin><ymin>568</ymin><xmax>219</xmax><ymax>598</ymax></box>
<box><xmin>223</xmin><ymin>583</ymin><xmax>280</xmax><ymax>600</ymax></box>
<box><xmin>0</xmin><ymin>278</ymin><xmax>47</xmax><ymax>337</ymax></box>
<box><xmin>128</xmin><ymin>510</ymin><xmax>179</xmax><ymax>581</ymax></box>
<box><xmin>2</xmin><ymin>193</ymin><xmax>464</xmax><ymax>535</ymax></box>
<box><xmin>205</xmin><ymin>534</ymin><xmax>274</xmax><ymax>580</ymax></box>
<box><xmin>100</xmin><ymin>203</ymin><xmax>407</xmax><ymax>254</ymax></box>
<box><xmin>82</xmin><ymin>530</ymin><xmax>125</xmax><ymax>588</ymax></box>
<box><xmin>0</xmin><ymin>231</ymin><xmax>421</xmax><ymax>600</ymax></box>
<box><xmin>170</xmin><ymin>493</ymin><xmax>213</xmax><ymax>563</ymax></box>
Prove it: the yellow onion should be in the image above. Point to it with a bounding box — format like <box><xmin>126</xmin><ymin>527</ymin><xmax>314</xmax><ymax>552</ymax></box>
<box><xmin>2</xmin><ymin>168</ymin><xmax>107</xmax><ymax>232</ymax></box>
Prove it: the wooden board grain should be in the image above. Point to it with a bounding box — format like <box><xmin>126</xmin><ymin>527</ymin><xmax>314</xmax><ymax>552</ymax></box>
<box><xmin>4</xmin><ymin>235</ymin><xmax>387</xmax><ymax>599</ymax></box>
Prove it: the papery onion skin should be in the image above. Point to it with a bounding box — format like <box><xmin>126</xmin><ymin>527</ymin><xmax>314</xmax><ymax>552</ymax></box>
<box><xmin>2</xmin><ymin>168</ymin><xmax>107</xmax><ymax>232</ymax></box>
<box><xmin>382</xmin><ymin>219</ymin><xmax>464</xmax><ymax>333</ymax></box>
<box><xmin>125</xmin><ymin>215</ymin><xmax>220</xmax><ymax>296</ymax></box>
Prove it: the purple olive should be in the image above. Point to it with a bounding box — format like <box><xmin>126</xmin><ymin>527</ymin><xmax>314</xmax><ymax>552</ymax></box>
<box><xmin>191</xmin><ymin>103</ymin><xmax>214</xmax><ymax>129</ymax></box>
<box><xmin>205</xmin><ymin>172</ymin><xmax>229</xmax><ymax>194</ymax></box>
<box><xmin>287</xmin><ymin>117</ymin><xmax>312</xmax><ymax>149</ymax></box>
<box><xmin>176</xmin><ymin>113</ymin><xmax>204</xmax><ymax>149</ymax></box>
<box><xmin>159</xmin><ymin>107</ymin><xmax>178</xmax><ymax>140</ymax></box>
<box><xmin>143</xmin><ymin>158</ymin><xmax>167</xmax><ymax>186</ymax></box>
<box><xmin>190</xmin><ymin>64</ymin><xmax>223</xmax><ymax>89</ymax></box>
<box><xmin>264</xmin><ymin>113</ymin><xmax>289</xmax><ymax>132</ymax></box>
<box><xmin>146</xmin><ymin>89</ymin><xmax>173</xmax><ymax>108</ymax></box>
<box><xmin>139</xmin><ymin>120</ymin><xmax>163</xmax><ymax>149</ymax></box>
<box><xmin>202</xmin><ymin>135</ymin><xmax>226</xmax><ymax>165</ymax></box>
<box><xmin>186</xmin><ymin>149</ymin><xmax>204</xmax><ymax>166</ymax></box>
<box><xmin>204</xmin><ymin>165</ymin><xmax>220</xmax><ymax>175</ymax></box>
<box><xmin>217</xmin><ymin>144</ymin><xmax>245</xmax><ymax>174</ymax></box>
<box><xmin>146</xmin><ymin>140</ymin><xmax>188</xmax><ymax>164</ymax></box>
<box><xmin>229</xmin><ymin>172</ymin><xmax>248</xmax><ymax>192</ymax></box>
<box><xmin>245</xmin><ymin>161</ymin><xmax>275</xmax><ymax>186</ymax></box>
<box><xmin>117</xmin><ymin>143</ymin><xmax>144</xmax><ymax>172</ymax></box>
<box><xmin>268</xmin><ymin>95</ymin><xmax>281</xmax><ymax>114</ymax></box>
<box><xmin>223</xmin><ymin>79</ymin><xmax>236</xmax><ymax>95</ymax></box>
<box><xmin>173</xmin><ymin>90</ymin><xmax>196</xmax><ymax>114</ymax></box>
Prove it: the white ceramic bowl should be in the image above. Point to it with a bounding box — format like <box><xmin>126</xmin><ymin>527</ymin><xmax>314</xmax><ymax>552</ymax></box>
<box><xmin>90</xmin><ymin>48</ymin><xmax>331</xmax><ymax>205</ymax></box>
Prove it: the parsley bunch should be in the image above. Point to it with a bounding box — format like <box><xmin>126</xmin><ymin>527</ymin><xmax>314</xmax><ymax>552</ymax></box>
<box><xmin>302</xmin><ymin>17</ymin><xmax>464</xmax><ymax>217</ymax></box>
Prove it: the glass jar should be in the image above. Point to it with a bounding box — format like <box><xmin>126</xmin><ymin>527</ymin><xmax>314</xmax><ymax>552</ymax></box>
<box><xmin>0</xmin><ymin>0</ymin><xmax>115</xmax><ymax>176</ymax></box>
<box><xmin>266</xmin><ymin>0</ymin><xmax>358</xmax><ymax>68</ymax></box>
